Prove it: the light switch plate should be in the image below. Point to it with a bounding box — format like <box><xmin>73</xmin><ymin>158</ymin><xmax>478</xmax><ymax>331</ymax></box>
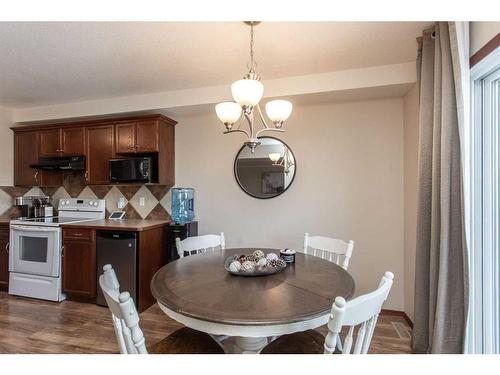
<box><xmin>139</xmin><ymin>197</ymin><xmax>145</xmax><ymax>207</ymax></box>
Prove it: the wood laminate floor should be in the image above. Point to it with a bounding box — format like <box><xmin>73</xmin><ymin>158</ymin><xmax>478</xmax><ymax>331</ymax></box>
<box><xmin>0</xmin><ymin>292</ymin><xmax>412</xmax><ymax>354</ymax></box>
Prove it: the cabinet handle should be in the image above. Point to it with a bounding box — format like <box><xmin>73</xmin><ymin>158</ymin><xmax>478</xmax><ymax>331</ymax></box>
<box><xmin>61</xmin><ymin>245</ymin><xmax>64</xmax><ymax>257</ymax></box>
<box><xmin>135</xmin><ymin>144</ymin><xmax>140</xmax><ymax>149</ymax></box>
<box><xmin>34</xmin><ymin>171</ymin><xmax>39</xmax><ymax>183</ymax></box>
<box><xmin>72</xmin><ymin>233</ymin><xmax>83</xmax><ymax>236</ymax></box>
<box><xmin>4</xmin><ymin>242</ymin><xmax>9</xmax><ymax>254</ymax></box>
<box><xmin>84</xmin><ymin>171</ymin><xmax>89</xmax><ymax>182</ymax></box>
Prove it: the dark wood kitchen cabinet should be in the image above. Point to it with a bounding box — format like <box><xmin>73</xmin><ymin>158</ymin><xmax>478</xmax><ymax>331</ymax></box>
<box><xmin>0</xmin><ymin>223</ymin><xmax>9</xmax><ymax>291</ymax></box>
<box><xmin>85</xmin><ymin>125</ymin><xmax>115</xmax><ymax>184</ymax></box>
<box><xmin>61</xmin><ymin>127</ymin><xmax>86</xmax><ymax>155</ymax></box>
<box><xmin>12</xmin><ymin>114</ymin><xmax>176</xmax><ymax>186</ymax></box>
<box><xmin>14</xmin><ymin>131</ymin><xmax>62</xmax><ymax>187</ymax></box>
<box><xmin>62</xmin><ymin>228</ymin><xmax>96</xmax><ymax>300</ymax></box>
<box><xmin>115</xmin><ymin>119</ymin><xmax>159</xmax><ymax>154</ymax></box>
<box><xmin>115</xmin><ymin>122</ymin><xmax>136</xmax><ymax>154</ymax></box>
<box><xmin>39</xmin><ymin>128</ymin><xmax>61</xmax><ymax>157</ymax></box>
<box><xmin>40</xmin><ymin>127</ymin><xmax>86</xmax><ymax>157</ymax></box>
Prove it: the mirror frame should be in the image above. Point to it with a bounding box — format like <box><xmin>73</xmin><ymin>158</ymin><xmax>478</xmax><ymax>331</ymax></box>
<box><xmin>233</xmin><ymin>136</ymin><xmax>297</xmax><ymax>199</ymax></box>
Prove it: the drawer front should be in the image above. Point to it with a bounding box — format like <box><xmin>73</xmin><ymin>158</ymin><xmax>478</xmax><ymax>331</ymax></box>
<box><xmin>63</xmin><ymin>228</ymin><xmax>94</xmax><ymax>242</ymax></box>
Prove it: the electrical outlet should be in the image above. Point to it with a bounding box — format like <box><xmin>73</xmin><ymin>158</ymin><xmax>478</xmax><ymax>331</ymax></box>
<box><xmin>139</xmin><ymin>197</ymin><xmax>145</xmax><ymax>207</ymax></box>
<box><xmin>118</xmin><ymin>197</ymin><xmax>125</xmax><ymax>209</ymax></box>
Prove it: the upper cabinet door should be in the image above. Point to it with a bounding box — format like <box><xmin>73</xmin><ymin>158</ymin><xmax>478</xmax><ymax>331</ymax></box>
<box><xmin>115</xmin><ymin>122</ymin><xmax>136</xmax><ymax>154</ymax></box>
<box><xmin>136</xmin><ymin>120</ymin><xmax>159</xmax><ymax>152</ymax></box>
<box><xmin>86</xmin><ymin>125</ymin><xmax>114</xmax><ymax>184</ymax></box>
<box><xmin>14</xmin><ymin>131</ymin><xmax>40</xmax><ymax>186</ymax></box>
<box><xmin>61</xmin><ymin>127</ymin><xmax>85</xmax><ymax>156</ymax></box>
<box><xmin>39</xmin><ymin>129</ymin><xmax>62</xmax><ymax>157</ymax></box>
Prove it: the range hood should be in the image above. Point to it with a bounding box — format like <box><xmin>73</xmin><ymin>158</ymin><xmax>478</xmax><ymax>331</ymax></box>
<box><xmin>30</xmin><ymin>155</ymin><xmax>85</xmax><ymax>170</ymax></box>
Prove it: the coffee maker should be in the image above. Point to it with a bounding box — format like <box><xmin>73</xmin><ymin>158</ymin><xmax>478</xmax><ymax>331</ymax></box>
<box><xmin>14</xmin><ymin>196</ymin><xmax>52</xmax><ymax>219</ymax></box>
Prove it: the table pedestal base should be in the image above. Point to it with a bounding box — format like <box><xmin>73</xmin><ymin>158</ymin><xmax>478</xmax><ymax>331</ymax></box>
<box><xmin>220</xmin><ymin>336</ymin><xmax>269</xmax><ymax>354</ymax></box>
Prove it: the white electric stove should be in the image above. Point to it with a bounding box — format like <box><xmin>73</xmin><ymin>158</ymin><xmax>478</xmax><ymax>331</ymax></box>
<box><xmin>8</xmin><ymin>198</ymin><xmax>105</xmax><ymax>302</ymax></box>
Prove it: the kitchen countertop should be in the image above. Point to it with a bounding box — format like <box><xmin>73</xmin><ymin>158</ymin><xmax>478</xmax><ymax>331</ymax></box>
<box><xmin>61</xmin><ymin>219</ymin><xmax>172</xmax><ymax>231</ymax></box>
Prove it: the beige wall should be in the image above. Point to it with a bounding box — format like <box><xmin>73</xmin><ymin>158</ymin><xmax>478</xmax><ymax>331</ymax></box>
<box><xmin>470</xmin><ymin>22</ymin><xmax>500</xmax><ymax>55</ymax></box>
<box><xmin>403</xmin><ymin>84</ymin><xmax>419</xmax><ymax>322</ymax></box>
<box><xmin>0</xmin><ymin>106</ymin><xmax>13</xmax><ymax>186</ymax></box>
<box><xmin>175</xmin><ymin>98</ymin><xmax>405</xmax><ymax>310</ymax></box>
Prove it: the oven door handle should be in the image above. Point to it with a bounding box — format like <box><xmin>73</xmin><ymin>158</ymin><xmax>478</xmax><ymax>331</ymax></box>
<box><xmin>10</xmin><ymin>225</ymin><xmax>60</xmax><ymax>232</ymax></box>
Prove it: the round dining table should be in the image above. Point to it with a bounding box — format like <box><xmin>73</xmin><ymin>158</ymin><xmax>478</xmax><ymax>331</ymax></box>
<box><xmin>150</xmin><ymin>248</ymin><xmax>355</xmax><ymax>353</ymax></box>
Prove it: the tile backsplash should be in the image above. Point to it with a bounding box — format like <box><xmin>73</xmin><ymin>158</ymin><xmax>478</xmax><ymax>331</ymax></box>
<box><xmin>0</xmin><ymin>172</ymin><xmax>172</xmax><ymax>220</ymax></box>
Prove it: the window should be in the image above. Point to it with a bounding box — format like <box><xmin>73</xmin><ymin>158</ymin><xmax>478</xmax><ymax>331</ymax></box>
<box><xmin>468</xmin><ymin>47</ymin><xmax>500</xmax><ymax>354</ymax></box>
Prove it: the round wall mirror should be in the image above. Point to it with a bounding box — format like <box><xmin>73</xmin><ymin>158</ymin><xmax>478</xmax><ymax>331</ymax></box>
<box><xmin>234</xmin><ymin>137</ymin><xmax>296</xmax><ymax>199</ymax></box>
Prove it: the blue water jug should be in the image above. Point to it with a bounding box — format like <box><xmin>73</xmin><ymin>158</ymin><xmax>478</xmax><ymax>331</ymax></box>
<box><xmin>171</xmin><ymin>188</ymin><xmax>195</xmax><ymax>225</ymax></box>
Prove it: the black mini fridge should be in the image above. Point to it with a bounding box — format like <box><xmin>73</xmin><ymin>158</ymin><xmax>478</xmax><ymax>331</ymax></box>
<box><xmin>96</xmin><ymin>231</ymin><xmax>138</xmax><ymax>307</ymax></box>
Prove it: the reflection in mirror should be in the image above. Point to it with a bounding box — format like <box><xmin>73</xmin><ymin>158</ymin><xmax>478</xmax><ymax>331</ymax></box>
<box><xmin>234</xmin><ymin>137</ymin><xmax>296</xmax><ymax>199</ymax></box>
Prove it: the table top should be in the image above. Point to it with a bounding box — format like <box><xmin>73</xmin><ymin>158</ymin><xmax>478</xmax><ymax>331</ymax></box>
<box><xmin>151</xmin><ymin>248</ymin><xmax>355</xmax><ymax>326</ymax></box>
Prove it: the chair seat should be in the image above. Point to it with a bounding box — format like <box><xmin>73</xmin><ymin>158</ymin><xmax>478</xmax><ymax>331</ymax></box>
<box><xmin>148</xmin><ymin>327</ymin><xmax>224</xmax><ymax>354</ymax></box>
<box><xmin>261</xmin><ymin>330</ymin><xmax>328</xmax><ymax>354</ymax></box>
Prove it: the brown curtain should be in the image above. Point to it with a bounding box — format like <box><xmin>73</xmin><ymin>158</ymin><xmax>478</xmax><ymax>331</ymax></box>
<box><xmin>412</xmin><ymin>22</ymin><xmax>468</xmax><ymax>354</ymax></box>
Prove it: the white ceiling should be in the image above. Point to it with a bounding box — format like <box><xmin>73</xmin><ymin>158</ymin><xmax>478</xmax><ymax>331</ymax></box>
<box><xmin>0</xmin><ymin>22</ymin><xmax>430</xmax><ymax>108</ymax></box>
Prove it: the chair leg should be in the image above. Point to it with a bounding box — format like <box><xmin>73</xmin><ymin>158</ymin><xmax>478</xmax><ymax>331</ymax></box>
<box><xmin>336</xmin><ymin>335</ymin><xmax>343</xmax><ymax>352</ymax></box>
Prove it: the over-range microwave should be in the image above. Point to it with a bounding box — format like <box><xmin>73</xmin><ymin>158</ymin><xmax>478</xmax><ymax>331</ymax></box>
<box><xmin>109</xmin><ymin>157</ymin><xmax>158</xmax><ymax>183</ymax></box>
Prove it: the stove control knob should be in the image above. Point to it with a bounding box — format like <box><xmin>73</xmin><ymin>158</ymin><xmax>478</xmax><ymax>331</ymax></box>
<box><xmin>66</xmin><ymin>200</ymin><xmax>70</xmax><ymax>205</ymax></box>
<box><xmin>60</xmin><ymin>201</ymin><xmax>65</xmax><ymax>206</ymax></box>
<box><xmin>89</xmin><ymin>200</ymin><xmax>94</xmax><ymax>206</ymax></box>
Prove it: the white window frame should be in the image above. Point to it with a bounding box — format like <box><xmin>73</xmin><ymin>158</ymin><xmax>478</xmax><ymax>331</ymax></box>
<box><xmin>467</xmin><ymin>46</ymin><xmax>500</xmax><ymax>354</ymax></box>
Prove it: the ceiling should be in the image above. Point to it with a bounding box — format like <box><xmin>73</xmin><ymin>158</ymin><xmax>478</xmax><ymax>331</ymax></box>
<box><xmin>0</xmin><ymin>22</ymin><xmax>430</xmax><ymax>108</ymax></box>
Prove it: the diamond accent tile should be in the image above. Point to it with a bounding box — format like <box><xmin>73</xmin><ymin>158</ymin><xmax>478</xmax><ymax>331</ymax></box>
<box><xmin>117</xmin><ymin>185</ymin><xmax>142</xmax><ymax>201</ymax></box>
<box><xmin>0</xmin><ymin>189</ymin><xmax>13</xmax><ymax>216</ymax></box>
<box><xmin>146</xmin><ymin>185</ymin><xmax>171</xmax><ymax>201</ymax></box>
<box><xmin>147</xmin><ymin>203</ymin><xmax>171</xmax><ymax>220</ymax></box>
<box><xmin>103</xmin><ymin>186</ymin><xmax>128</xmax><ymax>213</ymax></box>
<box><xmin>78</xmin><ymin>186</ymin><xmax>98</xmax><ymax>199</ymax></box>
<box><xmin>51</xmin><ymin>187</ymin><xmax>71</xmax><ymax>210</ymax></box>
<box><xmin>129</xmin><ymin>186</ymin><xmax>158</xmax><ymax>219</ymax></box>
<box><xmin>24</xmin><ymin>187</ymin><xmax>46</xmax><ymax>197</ymax></box>
<box><xmin>0</xmin><ymin>186</ymin><xmax>31</xmax><ymax>198</ymax></box>
<box><xmin>159</xmin><ymin>189</ymin><xmax>172</xmax><ymax>215</ymax></box>
<box><xmin>63</xmin><ymin>171</ymin><xmax>87</xmax><ymax>197</ymax></box>
<box><xmin>89</xmin><ymin>185</ymin><xmax>112</xmax><ymax>199</ymax></box>
<box><xmin>122</xmin><ymin>204</ymin><xmax>141</xmax><ymax>219</ymax></box>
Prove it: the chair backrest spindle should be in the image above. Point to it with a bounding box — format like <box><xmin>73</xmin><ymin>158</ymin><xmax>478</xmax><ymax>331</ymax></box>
<box><xmin>176</xmin><ymin>232</ymin><xmax>225</xmax><ymax>259</ymax></box>
<box><xmin>323</xmin><ymin>271</ymin><xmax>394</xmax><ymax>354</ymax></box>
<box><xmin>303</xmin><ymin>233</ymin><xmax>354</xmax><ymax>270</ymax></box>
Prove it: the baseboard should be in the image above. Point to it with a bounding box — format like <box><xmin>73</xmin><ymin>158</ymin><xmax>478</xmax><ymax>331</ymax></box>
<box><xmin>380</xmin><ymin>309</ymin><xmax>413</xmax><ymax>328</ymax></box>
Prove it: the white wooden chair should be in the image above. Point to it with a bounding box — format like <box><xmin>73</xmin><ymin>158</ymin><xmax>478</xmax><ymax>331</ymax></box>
<box><xmin>176</xmin><ymin>232</ymin><xmax>225</xmax><ymax>259</ymax></box>
<box><xmin>99</xmin><ymin>264</ymin><xmax>223</xmax><ymax>354</ymax></box>
<box><xmin>303</xmin><ymin>233</ymin><xmax>354</xmax><ymax>270</ymax></box>
<box><xmin>262</xmin><ymin>271</ymin><xmax>394</xmax><ymax>354</ymax></box>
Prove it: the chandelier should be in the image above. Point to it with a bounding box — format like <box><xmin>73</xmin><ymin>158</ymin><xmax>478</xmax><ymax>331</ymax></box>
<box><xmin>215</xmin><ymin>22</ymin><xmax>293</xmax><ymax>153</ymax></box>
<box><xmin>269</xmin><ymin>147</ymin><xmax>295</xmax><ymax>175</ymax></box>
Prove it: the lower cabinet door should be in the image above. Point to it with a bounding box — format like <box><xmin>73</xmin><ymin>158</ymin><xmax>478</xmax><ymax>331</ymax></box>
<box><xmin>62</xmin><ymin>240</ymin><xmax>96</xmax><ymax>298</ymax></box>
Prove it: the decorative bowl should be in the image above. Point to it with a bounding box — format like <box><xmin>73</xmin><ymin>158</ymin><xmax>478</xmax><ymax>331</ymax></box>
<box><xmin>224</xmin><ymin>252</ymin><xmax>286</xmax><ymax>277</ymax></box>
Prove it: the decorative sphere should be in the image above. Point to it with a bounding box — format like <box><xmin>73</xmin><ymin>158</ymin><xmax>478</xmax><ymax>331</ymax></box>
<box><xmin>269</xmin><ymin>258</ymin><xmax>287</xmax><ymax>268</ymax></box>
<box><xmin>256</xmin><ymin>258</ymin><xmax>267</xmax><ymax>267</ymax></box>
<box><xmin>229</xmin><ymin>261</ymin><xmax>241</xmax><ymax>273</ymax></box>
<box><xmin>266</xmin><ymin>253</ymin><xmax>279</xmax><ymax>261</ymax></box>
<box><xmin>241</xmin><ymin>260</ymin><xmax>256</xmax><ymax>272</ymax></box>
<box><xmin>253</xmin><ymin>250</ymin><xmax>265</xmax><ymax>260</ymax></box>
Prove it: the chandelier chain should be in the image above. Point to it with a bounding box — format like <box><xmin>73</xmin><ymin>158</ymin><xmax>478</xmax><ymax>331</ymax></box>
<box><xmin>250</xmin><ymin>23</ymin><xmax>255</xmax><ymax>71</ymax></box>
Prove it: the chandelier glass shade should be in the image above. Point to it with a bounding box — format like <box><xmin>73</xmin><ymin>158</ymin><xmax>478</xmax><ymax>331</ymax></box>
<box><xmin>215</xmin><ymin>22</ymin><xmax>293</xmax><ymax>152</ymax></box>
